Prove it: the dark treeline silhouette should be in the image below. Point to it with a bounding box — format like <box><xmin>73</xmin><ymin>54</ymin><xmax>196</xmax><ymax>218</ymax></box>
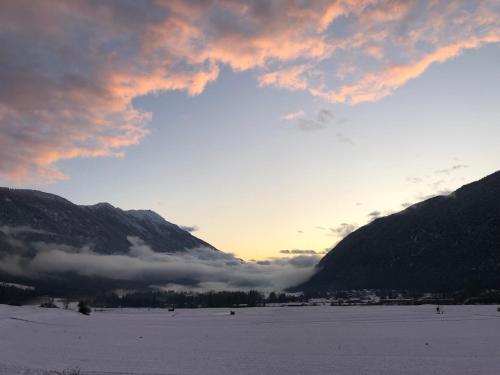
<box><xmin>3</xmin><ymin>283</ymin><xmax>499</xmax><ymax>308</ymax></box>
<box><xmin>0</xmin><ymin>285</ymin><xmax>39</xmax><ymax>305</ymax></box>
<box><xmin>91</xmin><ymin>290</ymin><xmax>269</xmax><ymax>308</ymax></box>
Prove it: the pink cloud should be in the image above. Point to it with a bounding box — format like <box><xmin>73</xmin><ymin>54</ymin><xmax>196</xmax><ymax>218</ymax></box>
<box><xmin>259</xmin><ymin>65</ymin><xmax>311</xmax><ymax>91</ymax></box>
<box><xmin>0</xmin><ymin>0</ymin><xmax>498</xmax><ymax>183</ymax></box>
<box><xmin>316</xmin><ymin>33</ymin><xmax>500</xmax><ymax>104</ymax></box>
<box><xmin>281</xmin><ymin>110</ymin><xmax>306</xmax><ymax>121</ymax></box>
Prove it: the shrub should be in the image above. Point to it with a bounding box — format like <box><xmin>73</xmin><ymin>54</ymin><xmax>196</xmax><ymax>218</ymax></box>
<box><xmin>42</xmin><ymin>367</ymin><xmax>81</xmax><ymax>375</ymax></box>
<box><xmin>40</xmin><ymin>299</ymin><xmax>58</xmax><ymax>308</ymax></box>
<box><xmin>77</xmin><ymin>301</ymin><xmax>91</xmax><ymax>315</ymax></box>
<box><xmin>62</xmin><ymin>367</ymin><xmax>82</xmax><ymax>375</ymax></box>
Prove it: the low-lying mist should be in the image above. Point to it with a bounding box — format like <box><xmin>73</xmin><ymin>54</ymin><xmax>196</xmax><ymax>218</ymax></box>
<box><xmin>0</xmin><ymin>226</ymin><xmax>320</xmax><ymax>292</ymax></box>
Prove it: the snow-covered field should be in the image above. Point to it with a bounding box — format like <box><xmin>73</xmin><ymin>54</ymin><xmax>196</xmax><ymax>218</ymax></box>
<box><xmin>1</xmin><ymin>304</ymin><xmax>499</xmax><ymax>375</ymax></box>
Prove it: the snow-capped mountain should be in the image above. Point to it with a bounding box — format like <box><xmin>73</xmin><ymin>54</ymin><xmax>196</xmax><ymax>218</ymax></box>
<box><xmin>0</xmin><ymin>188</ymin><xmax>216</xmax><ymax>255</ymax></box>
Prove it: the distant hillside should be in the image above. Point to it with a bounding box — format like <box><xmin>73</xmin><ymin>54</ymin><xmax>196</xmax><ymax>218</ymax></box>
<box><xmin>0</xmin><ymin>188</ymin><xmax>220</xmax><ymax>294</ymax></box>
<box><xmin>0</xmin><ymin>188</ymin><xmax>215</xmax><ymax>255</ymax></box>
<box><xmin>297</xmin><ymin>171</ymin><xmax>500</xmax><ymax>292</ymax></box>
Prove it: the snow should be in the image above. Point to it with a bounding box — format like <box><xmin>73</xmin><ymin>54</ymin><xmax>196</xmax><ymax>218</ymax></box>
<box><xmin>126</xmin><ymin>210</ymin><xmax>176</xmax><ymax>228</ymax></box>
<box><xmin>0</xmin><ymin>282</ymin><xmax>34</xmax><ymax>290</ymax></box>
<box><xmin>1</xmin><ymin>304</ymin><xmax>499</xmax><ymax>374</ymax></box>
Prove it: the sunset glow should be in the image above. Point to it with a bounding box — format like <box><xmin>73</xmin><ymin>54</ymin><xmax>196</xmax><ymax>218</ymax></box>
<box><xmin>1</xmin><ymin>0</ymin><xmax>499</xmax><ymax>260</ymax></box>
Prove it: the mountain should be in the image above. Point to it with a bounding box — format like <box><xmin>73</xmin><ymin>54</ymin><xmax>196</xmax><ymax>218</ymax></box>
<box><xmin>0</xmin><ymin>188</ymin><xmax>223</xmax><ymax>293</ymax></box>
<box><xmin>298</xmin><ymin>171</ymin><xmax>500</xmax><ymax>292</ymax></box>
<box><xmin>0</xmin><ymin>188</ymin><xmax>215</xmax><ymax>256</ymax></box>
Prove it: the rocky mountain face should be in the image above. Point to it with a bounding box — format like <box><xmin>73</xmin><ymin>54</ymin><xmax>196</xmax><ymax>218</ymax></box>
<box><xmin>298</xmin><ymin>171</ymin><xmax>500</xmax><ymax>292</ymax></box>
<box><xmin>0</xmin><ymin>188</ymin><xmax>215</xmax><ymax>256</ymax></box>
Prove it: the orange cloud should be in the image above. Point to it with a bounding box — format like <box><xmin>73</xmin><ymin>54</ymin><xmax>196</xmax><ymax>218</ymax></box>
<box><xmin>281</xmin><ymin>110</ymin><xmax>306</xmax><ymax>121</ymax></box>
<box><xmin>262</xmin><ymin>1</ymin><xmax>500</xmax><ymax>104</ymax></box>
<box><xmin>0</xmin><ymin>0</ymin><xmax>498</xmax><ymax>183</ymax></box>
<box><xmin>259</xmin><ymin>65</ymin><xmax>311</xmax><ymax>91</ymax></box>
<box><xmin>318</xmin><ymin>33</ymin><xmax>500</xmax><ymax>104</ymax></box>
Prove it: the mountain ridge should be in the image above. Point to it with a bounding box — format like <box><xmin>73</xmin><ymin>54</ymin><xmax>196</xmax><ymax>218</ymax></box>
<box><xmin>0</xmin><ymin>187</ymin><xmax>216</xmax><ymax>255</ymax></box>
<box><xmin>297</xmin><ymin>170</ymin><xmax>500</xmax><ymax>292</ymax></box>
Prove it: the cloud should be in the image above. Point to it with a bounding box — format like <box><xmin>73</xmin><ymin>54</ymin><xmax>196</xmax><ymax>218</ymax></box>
<box><xmin>0</xmin><ymin>229</ymin><xmax>318</xmax><ymax>291</ymax></box>
<box><xmin>259</xmin><ymin>65</ymin><xmax>311</xmax><ymax>91</ymax></box>
<box><xmin>297</xmin><ymin>108</ymin><xmax>333</xmax><ymax>131</ymax></box>
<box><xmin>406</xmin><ymin>176</ymin><xmax>423</xmax><ymax>184</ymax></box>
<box><xmin>317</xmin><ymin>109</ymin><xmax>334</xmax><ymax>123</ymax></box>
<box><xmin>436</xmin><ymin>164</ymin><xmax>469</xmax><ymax>174</ymax></box>
<box><xmin>283</xmin><ymin>108</ymin><xmax>346</xmax><ymax>133</ymax></box>
<box><xmin>367</xmin><ymin>210</ymin><xmax>382</xmax><ymax>219</ymax></box>
<box><xmin>0</xmin><ymin>225</ymin><xmax>55</xmax><ymax>249</ymax></box>
<box><xmin>259</xmin><ymin>1</ymin><xmax>500</xmax><ymax>105</ymax></box>
<box><xmin>336</xmin><ymin>132</ymin><xmax>354</xmax><ymax>145</ymax></box>
<box><xmin>280</xmin><ymin>249</ymin><xmax>320</xmax><ymax>255</ymax></box>
<box><xmin>416</xmin><ymin>190</ymin><xmax>452</xmax><ymax>201</ymax></box>
<box><xmin>296</xmin><ymin>118</ymin><xmax>327</xmax><ymax>132</ymax></box>
<box><xmin>0</xmin><ymin>226</ymin><xmax>52</xmax><ymax>237</ymax></box>
<box><xmin>315</xmin><ymin>35</ymin><xmax>500</xmax><ymax>104</ymax></box>
<box><xmin>1</xmin><ymin>1</ymin><xmax>498</xmax><ymax>182</ymax></box>
<box><xmin>329</xmin><ymin>223</ymin><xmax>357</xmax><ymax>239</ymax></box>
<box><xmin>180</xmin><ymin>225</ymin><xmax>199</xmax><ymax>233</ymax></box>
<box><xmin>403</xmin><ymin>163</ymin><xmax>468</xmax><ymax>206</ymax></box>
<box><xmin>281</xmin><ymin>110</ymin><xmax>305</xmax><ymax>121</ymax></box>
<box><xmin>279</xmin><ymin>255</ymin><xmax>320</xmax><ymax>268</ymax></box>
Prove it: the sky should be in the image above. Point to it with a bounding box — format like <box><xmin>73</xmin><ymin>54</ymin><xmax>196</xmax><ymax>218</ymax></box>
<box><xmin>0</xmin><ymin>0</ymin><xmax>499</xmax><ymax>261</ymax></box>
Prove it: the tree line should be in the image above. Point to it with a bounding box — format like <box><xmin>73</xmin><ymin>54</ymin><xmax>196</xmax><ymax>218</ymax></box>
<box><xmin>0</xmin><ymin>284</ymin><xmax>38</xmax><ymax>305</ymax></box>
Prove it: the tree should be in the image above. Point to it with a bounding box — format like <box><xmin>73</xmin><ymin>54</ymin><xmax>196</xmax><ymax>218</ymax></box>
<box><xmin>78</xmin><ymin>301</ymin><xmax>91</xmax><ymax>315</ymax></box>
<box><xmin>268</xmin><ymin>292</ymin><xmax>278</xmax><ymax>303</ymax></box>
